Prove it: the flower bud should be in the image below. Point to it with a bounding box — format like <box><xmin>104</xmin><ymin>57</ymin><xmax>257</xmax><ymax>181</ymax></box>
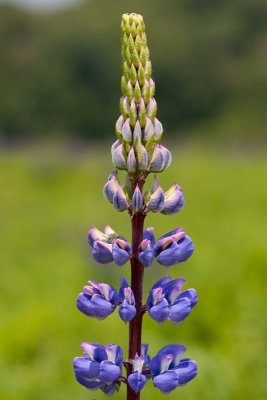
<box><xmin>127</xmin><ymin>147</ymin><xmax>137</xmax><ymax>173</ymax></box>
<box><xmin>112</xmin><ymin>143</ymin><xmax>126</xmax><ymax>170</ymax></box>
<box><xmin>159</xmin><ymin>145</ymin><xmax>172</xmax><ymax>170</ymax></box>
<box><xmin>128</xmin><ymin>355</ymin><xmax>146</xmax><ymax>393</ymax></box>
<box><xmin>138</xmin><ymin>145</ymin><xmax>148</xmax><ymax>171</ymax></box>
<box><xmin>115</xmin><ymin>115</ymin><xmax>124</xmax><ymax>140</ymax></box>
<box><xmin>129</xmin><ymin>98</ymin><xmax>137</xmax><ymax>127</ymax></box>
<box><xmin>154</xmin><ymin>118</ymin><xmax>163</xmax><ymax>142</ymax></box>
<box><xmin>132</xmin><ymin>185</ymin><xmax>143</xmax><ymax>212</ymax></box>
<box><xmin>161</xmin><ymin>183</ymin><xmax>184</xmax><ymax>215</ymax></box>
<box><xmin>147</xmin><ymin>184</ymin><xmax>165</xmax><ymax>212</ymax></box>
<box><xmin>113</xmin><ymin>185</ymin><xmax>128</xmax><ymax>211</ymax></box>
<box><xmin>143</xmin><ymin>117</ymin><xmax>154</xmax><ymax>141</ymax></box>
<box><xmin>112</xmin><ymin>239</ymin><xmax>131</xmax><ymax>266</ymax></box>
<box><xmin>133</xmin><ymin>120</ymin><xmax>142</xmax><ymax>141</ymax></box>
<box><xmin>146</xmin><ymin>98</ymin><xmax>157</xmax><ymax>120</ymax></box>
<box><xmin>122</xmin><ymin>118</ymin><xmax>132</xmax><ymax>142</ymax></box>
<box><xmin>103</xmin><ymin>170</ymin><xmax>119</xmax><ymax>203</ymax></box>
<box><xmin>138</xmin><ymin>98</ymin><xmax>146</xmax><ymax>127</ymax></box>
<box><xmin>143</xmin><ymin>226</ymin><xmax>155</xmax><ymax>246</ymax></box>
<box><xmin>149</xmin><ymin>145</ymin><xmax>165</xmax><ymax>172</ymax></box>
<box><xmin>92</xmin><ymin>241</ymin><xmax>113</xmax><ymax>264</ymax></box>
<box><xmin>138</xmin><ymin>239</ymin><xmax>154</xmax><ymax>267</ymax></box>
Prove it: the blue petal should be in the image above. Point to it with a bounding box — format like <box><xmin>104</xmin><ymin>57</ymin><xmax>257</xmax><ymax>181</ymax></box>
<box><xmin>105</xmin><ymin>344</ymin><xmax>123</xmax><ymax>366</ymax></box>
<box><xmin>156</xmin><ymin>242</ymin><xmax>180</xmax><ymax>267</ymax></box>
<box><xmin>148</xmin><ymin>298</ymin><xmax>170</xmax><ymax>324</ymax></box>
<box><xmin>178</xmin><ymin>289</ymin><xmax>198</xmax><ymax>309</ymax></box>
<box><xmin>163</xmin><ymin>277</ymin><xmax>186</xmax><ymax>305</ymax></box>
<box><xmin>157</xmin><ymin>345</ymin><xmax>186</xmax><ymax>369</ymax></box>
<box><xmin>101</xmin><ymin>382</ymin><xmax>116</xmax><ymax>395</ymax></box>
<box><xmin>128</xmin><ymin>372</ymin><xmax>146</xmax><ymax>393</ymax></box>
<box><xmin>139</xmin><ymin>244</ymin><xmax>154</xmax><ymax>267</ymax></box>
<box><xmin>119</xmin><ymin>299</ymin><xmax>136</xmax><ymax>322</ymax></box>
<box><xmin>151</xmin><ymin>275</ymin><xmax>172</xmax><ymax>290</ymax></box>
<box><xmin>176</xmin><ymin>359</ymin><xmax>197</xmax><ymax>385</ymax></box>
<box><xmin>168</xmin><ymin>297</ymin><xmax>191</xmax><ymax>325</ymax></box>
<box><xmin>76</xmin><ymin>293</ymin><xmax>96</xmax><ymax>317</ymax></box>
<box><xmin>143</xmin><ymin>227</ymin><xmax>155</xmax><ymax>246</ymax></box>
<box><xmin>99</xmin><ymin>361</ymin><xmax>121</xmax><ymax>384</ymax></box>
<box><xmin>177</xmin><ymin>236</ymin><xmax>194</xmax><ymax>263</ymax></box>
<box><xmin>153</xmin><ymin>370</ymin><xmax>178</xmax><ymax>394</ymax></box>
<box><xmin>112</xmin><ymin>243</ymin><xmax>130</xmax><ymax>266</ymax></box>
<box><xmin>118</xmin><ymin>277</ymin><xmax>129</xmax><ymax>302</ymax></box>
<box><xmin>92</xmin><ymin>241</ymin><xmax>113</xmax><ymax>263</ymax></box>
<box><xmin>150</xmin><ymin>354</ymin><xmax>161</xmax><ymax>376</ymax></box>
<box><xmin>75</xmin><ymin>374</ymin><xmax>103</xmax><ymax>390</ymax></box>
<box><xmin>80</xmin><ymin>343</ymin><xmax>107</xmax><ymax>363</ymax></box>
<box><xmin>90</xmin><ymin>295</ymin><xmax>116</xmax><ymax>319</ymax></box>
<box><xmin>73</xmin><ymin>357</ymin><xmax>100</xmax><ymax>379</ymax></box>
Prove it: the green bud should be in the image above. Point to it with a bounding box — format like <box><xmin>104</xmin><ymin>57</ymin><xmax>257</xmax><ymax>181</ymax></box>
<box><xmin>145</xmin><ymin>47</ymin><xmax>150</xmax><ymax>61</ymax></box>
<box><xmin>125</xmin><ymin>47</ymin><xmax>132</xmax><ymax>66</ymax></box>
<box><xmin>122</xmin><ymin>33</ymin><xmax>128</xmax><ymax>48</ymax></box>
<box><xmin>121</xmin><ymin>20</ymin><xmax>126</xmax><ymax>33</ymax></box>
<box><xmin>135</xmin><ymin>34</ymin><xmax>142</xmax><ymax>52</ymax></box>
<box><xmin>138</xmin><ymin>98</ymin><xmax>146</xmax><ymax>128</ymax></box>
<box><xmin>142</xmin><ymin>79</ymin><xmax>150</xmax><ymax>105</ymax></box>
<box><xmin>129</xmin><ymin>99</ymin><xmax>137</xmax><ymax>127</ymax></box>
<box><xmin>121</xmin><ymin>48</ymin><xmax>126</xmax><ymax>63</ymax></box>
<box><xmin>126</xmin><ymin>21</ymin><xmax>131</xmax><ymax>35</ymax></box>
<box><xmin>123</xmin><ymin>61</ymin><xmax>130</xmax><ymax>81</ymax></box>
<box><xmin>126</xmin><ymin>80</ymin><xmax>134</xmax><ymax>102</ymax></box>
<box><xmin>131</xmin><ymin>21</ymin><xmax>137</xmax><ymax>38</ymax></box>
<box><xmin>122</xmin><ymin>14</ymin><xmax>128</xmax><ymax>24</ymax></box>
<box><xmin>121</xmin><ymin>76</ymin><xmax>127</xmax><ymax>96</ymax></box>
<box><xmin>138</xmin><ymin>63</ymin><xmax>145</xmax><ymax>86</ymax></box>
<box><xmin>149</xmin><ymin>78</ymin><xmax>155</xmax><ymax>97</ymax></box>
<box><xmin>137</xmin><ymin>23</ymin><xmax>143</xmax><ymax>36</ymax></box>
<box><xmin>128</xmin><ymin>34</ymin><xmax>135</xmax><ymax>52</ymax></box>
<box><xmin>141</xmin><ymin>32</ymin><xmax>147</xmax><ymax>47</ymax></box>
<box><xmin>134</xmin><ymin>137</ymin><xmax>142</xmax><ymax>164</ymax></box>
<box><xmin>132</xmin><ymin>48</ymin><xmax>139</xmax><ymax>68</ymax></box>
<box><xmin>145</xmin><ymin>61</ymin><xmax>152</xmax><ymax>79</ymax></box>
<box><xmin>145</xmin><ymin>134</ymin><xmax>155</xmax><ymax>152</ymax></box>
<box><xmin>140</xmin><ymin>47</ymin><xmax>146</xmax><ymax>67</ymax></box>
<box><xmin>120</xmin><ymin>97</ymin><xmax>129</xmax><ymax>119</ymax></box>
<box><xmin>134</xmin><ymin>81</ymin><xmax>141</xmax><ymax>104</ymax></box>
<box><xmin>130</xmin><ymin>64</ymin><xmax>137</xmax><ymax>85</ymax></box>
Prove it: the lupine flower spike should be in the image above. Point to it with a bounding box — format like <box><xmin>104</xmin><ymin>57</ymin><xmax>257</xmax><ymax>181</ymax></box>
<box><xmin>73</xmin><ymin>13</ymin><xmax>198</xmax><ymax>399</ymax></box>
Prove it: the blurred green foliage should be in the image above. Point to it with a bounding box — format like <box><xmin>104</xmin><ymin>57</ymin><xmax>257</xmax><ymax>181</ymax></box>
<box><xmin>0</xmin><ymin>0</ymin><xmax>267</xmax><ymax>140</ymax></box>
<box><xmin>0</xmin><ymin>142</ymin><xmax>266</xmax><ymax>399</ymax></box>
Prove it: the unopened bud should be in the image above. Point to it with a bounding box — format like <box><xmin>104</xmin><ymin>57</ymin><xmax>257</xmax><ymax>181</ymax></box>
<box><xmin>142</xmin><ymin>79</ymin><xmax>150</xmax><ymax>105</ymax></box>
<box><xmin>135</xmin><ymin>34</ymin><xmax>142</xmax><ymax>52</ymax></box>
<box><xmin>128</xmin><ymin>34</ymin><xmax>135</xmax><ymax>52</ymax></box>
<box><xmin>129</xmin><ymin>99</ymin><xmax>137</xmax><ymax>127</ymax></box>
<box><xmin>145</xmin><ymin>61</ymin><xmax>152</xmax><ymax>79</ymax></box>
<box><xmin>112</xmin><ymin>143</ymin><xmax>126</xmax><ymax>170</ymax></box>
<box><xmin>115</xmin><ymin>115</ymin><xmax>124</xmax><ymax>140</ymax></box>
<box><xmin>113</xmin><ymin>185</ymin><xmax>128</xmax><ymax>212</ymax></box>
<box><xmin>127</xmin><ymin>147</ymin><xmax>137</xmax><ymax>173</ymax></box>
<box><xmin>130</xmin><ymin>64</ymin><xmax>137</xmax><ymax>85</ymax></box>
<box><xmin>146</xmin><ymin>98</ymin><xmax>157</xmax><ymax>120</ymax></box>
<box><xmin>149</xmin><ymin>145</ymin><xmax>165</xmax><ymax>172</ymax></box>
<box><xmin>132</xmin><ymin>185</ymin><xmax>143</xmax><ymax>212</ymax></box>
<box><xmin>143</xmin><ymin>117</ymin><xmax>154</xmax><ymax>141</ymax></box>
<box><xmin>138</xmin><ymin>98</ymin><xmax>146</xmax><ymax>127</ymax></box>
<box><xmin>133</xmin><ymin>120</ymin><xmax>142</xmax><ymax>141</ymax></box>
<box><xmin>122</xmin><ymin>118</ymin><xmax>132</xmax><ymax>142</ymax></box>
<box><xmin>153</xmin><ymin>118</ymin><xmax>163</xmax><ymax>142</ymax></box>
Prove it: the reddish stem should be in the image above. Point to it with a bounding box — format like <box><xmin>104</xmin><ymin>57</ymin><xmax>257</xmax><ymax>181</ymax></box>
<box><xmin>126</xmin><ymin>179</ymin><xmax>146</xmax><ymax>400</ymax></box>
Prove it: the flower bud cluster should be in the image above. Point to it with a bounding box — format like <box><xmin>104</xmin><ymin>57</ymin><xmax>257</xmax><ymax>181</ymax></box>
<box><xmin>146</xmin><ymin>276</ymin><xmax>197</xmax><ymax>324</ymax></box>
<box><xmin>77</xmin><ymin>278</ymin><xmax>136</xmax><ymax>323</ymax></box>
<box><xmin>110</xmin><ymin>13</ymin><xmax>171</xmax><ymax>176</ymax></box>
<box><xmin>103</xmin><ymin>172</ymin><xmax>185</xmax><ymax>216</ymax></box>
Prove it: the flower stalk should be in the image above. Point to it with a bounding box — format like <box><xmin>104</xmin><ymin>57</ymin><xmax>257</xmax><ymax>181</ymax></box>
<box><xmin>73</xmin><ymin>13</ymin><xmax>198</xmax><ymax>399</ymax></box>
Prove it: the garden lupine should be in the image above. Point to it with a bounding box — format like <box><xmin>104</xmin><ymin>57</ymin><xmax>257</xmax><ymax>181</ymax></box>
<box><xmin>73</xmin><ymin>13</ymin><xmax>198</xmax><ymax>399</ymax></box>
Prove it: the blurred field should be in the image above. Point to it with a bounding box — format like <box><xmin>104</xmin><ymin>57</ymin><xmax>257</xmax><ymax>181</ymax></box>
<box><xmin>0</xmin><ymin>141</ymin><xmax>267</xmax><ymax>400</ymax></box>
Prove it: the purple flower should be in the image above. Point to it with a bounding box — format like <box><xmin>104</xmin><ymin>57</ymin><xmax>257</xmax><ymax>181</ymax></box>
<box><xmin>146</xmin><ymin>276</ymin><xmax>197</xmax><ymax>325</ymax></box>
<box><xmin>76</xmin><ymin>280</ymin><xmax>119</xmax><ymax>320</ymax></box>
<box><xmin>128</xmin><ymin>354</ymin><xmax>147</xmax><ymax>393</ymax></box>
<box><xmin>138</xmin><ymin>239</ymin><xmax>154</xmax><ymax>267</ymax></box>
<box><xmin>143</xmin><ymin>226</ymin><xmax>156</xmax><ymax>246</ymax></box>
<box><xmin>87</xmin><ymin>225</ymin><xmax>131</xmax><ymax>266</ymax></box>
<box><xmin>103</xmin><ymin>170</ymin><xmax>120</xmax><ymax>203</ymax></box>
<box><xmin>160</xmin><ymin>183</ymin><xmax>184</xmax><ymax>215</ymax></box>
<box><xmin>151</xmin><ymin>345</ymin><xmax>197</xmax><ymax>394</ymax></box>
<box><xmin>74</xmin><ymin>343</ymin><xmax>123</xmax><ymax>394</ymax></box>
<box><xmin>154</xmin><ymin>228</ymin><xmax>194</xmax><ymax>267</ymax></box>
<box><xmin>112</xmin><ymin>238</ymin><xmax>131</xmax><ymax>266</ymax></box>
<box><xmin>118</xmin><ymin>277</ymin><xmax>136</xmax><ymax>322</ymax></box>
<box><xmin>113</xmin><ymin>185</ymin><xmax>128</xmax><ymax>211</ymax></box>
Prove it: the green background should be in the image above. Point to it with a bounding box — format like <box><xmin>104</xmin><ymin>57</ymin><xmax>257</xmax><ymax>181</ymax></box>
<box><xmin>0</xmin><ymin>0</ymin><xmax>267</xmax><ymax>399</ymax></box>
<box><xmin>0</xmin><ymin>142</ymin><xmax>266</xmax><ymax>399</ymax></box>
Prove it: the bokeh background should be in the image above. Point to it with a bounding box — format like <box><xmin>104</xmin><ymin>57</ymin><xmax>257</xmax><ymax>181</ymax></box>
<box><xmin>0</xmin><ymin>1</ymin><xmax>267</xmax><ymax>399</ymax></box>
